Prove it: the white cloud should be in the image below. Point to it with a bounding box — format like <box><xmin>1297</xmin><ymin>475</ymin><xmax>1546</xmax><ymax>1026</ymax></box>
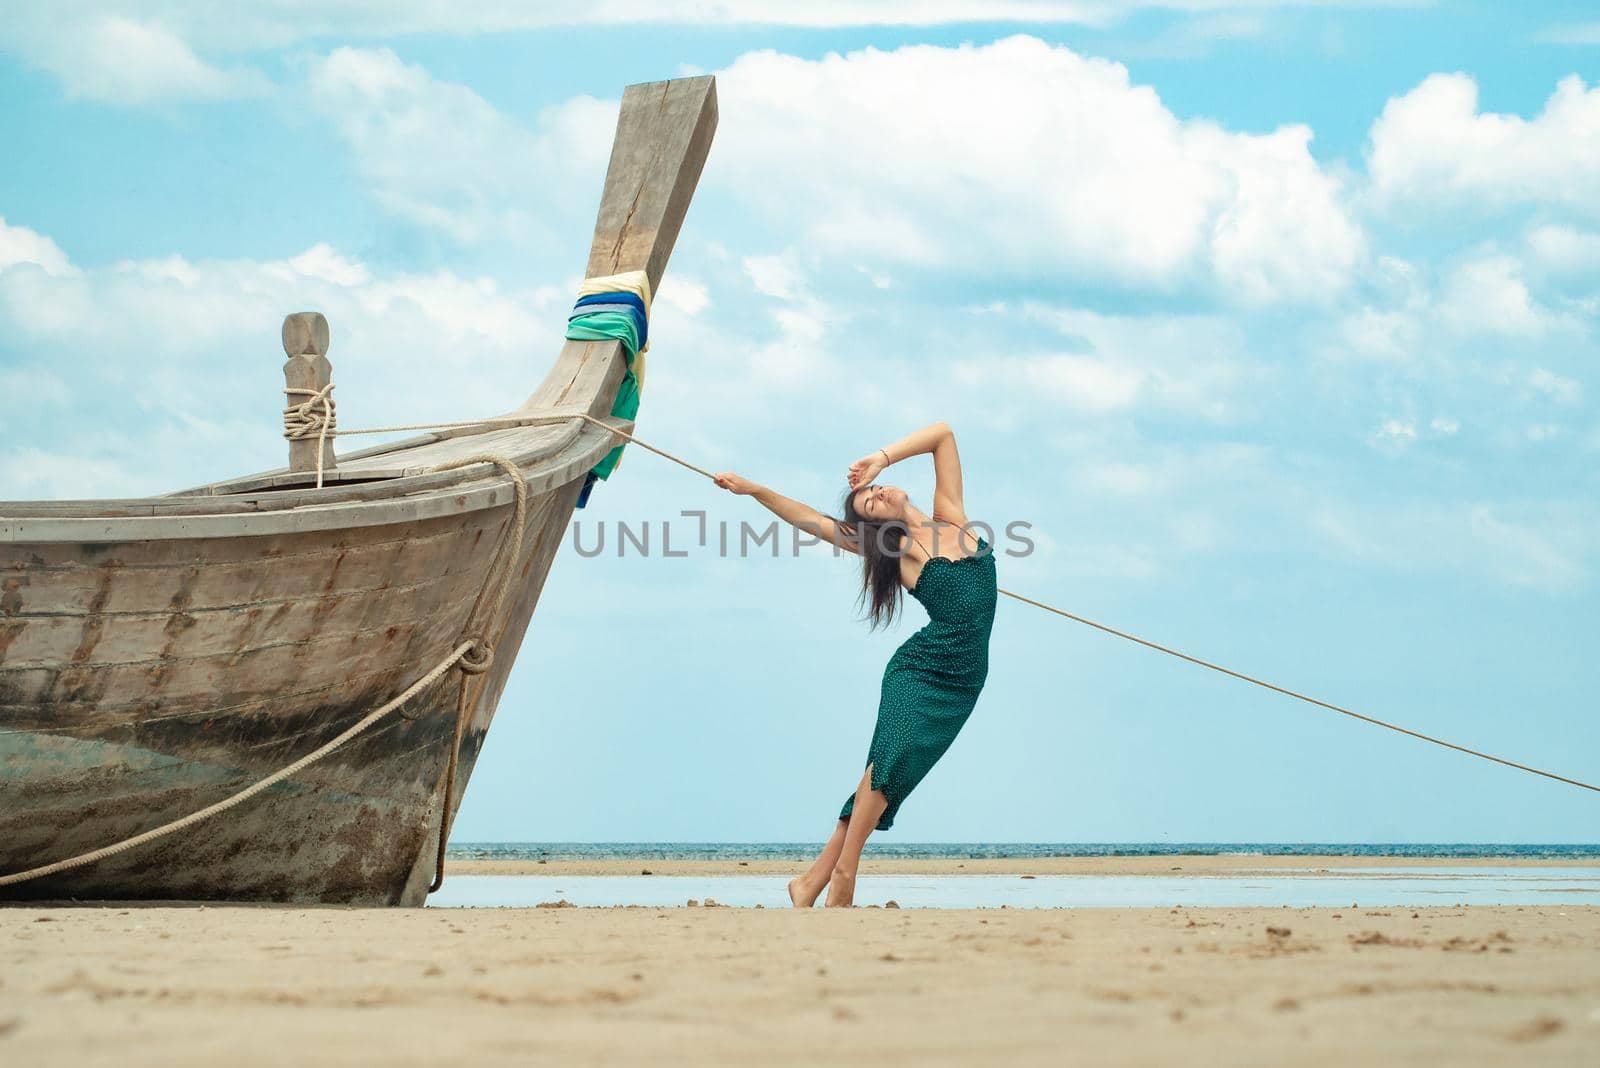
<box><xmin>1334</xmin><ymin>306</ymin><xmax>1422</xmax><ymax>363</ymax></box>
<box><xmin>287</xmin><ymin>243</ymin><xmax>371</xmax><ymax>287</ymax></box>
<box><xmin>0</xmin><ymin>229</ymin><xmax>575</xmax><ymax>499</ymax></box>
<box><xmin>0</xmin><ymin>217</ymin><xmax>78</xmax><ymax>277</ymax></box>
<box><xmin>7</xmin><ymin>15</ymin><xmax>263</xmax><ymax>105</ymax></box>
<box><xmin>0</xmin><ymin>448</ymin><xmax>146</xmax><ymax>500</ymax></box>
<box><xmin>1525</xmin><ymin>224</ymin><xmax>1600</xmax><ymax>275</ymax></box>
<box><xmin>1533</xmin><ymin>21</ymin><xmax>1600</xmax><ymax>45</ymax></box>
<box><xmin>301</xmin><ymin>47</ymin><xmax>612</xmax><ymax>245</ymax></box>
<box><xmin>1528</xmin><ymin>368</ymin><xmax>1582</xmax><ymax>405</ymax></box>
<box><xmin>743</xmin><ymin>254</ymin><xmax>806</xmax><ymax>300</ymax></box>
<box><xmin>0</xmin><ymin>368</ymin><xmax>71</xmax><ymax>406</ymax></box>
<box><xmin>0</xmin><ymin>3</ymin><xmax>1434</xmax><ymax>110</ymax></box>
<box><xmin>1377</xmin><ymin>414</ymin><xmax>1464</xmax><ymax>444</ymax></box>
<box><xmin>1010</xmin><ymin>353</ymin><xmax>1146</xmax><ymax>411</ymax></box>
<box><xmin>657</xmin><ymin>276</ymin><xmax>710</xmax><ymax>316</ymax></box>
<box><xmin>711</xmin><ymin>36</ymin><xmax>1365</xmax><ymax>304</ymax></box>
<box><xmin>1073</xmin><ymin>441</ymin><xmax>1265</xmax><ymax>500</ymax></box>
<box><xmin>1374</xmin><ymin>418</ymin><xmax>1416</xmax><ymax>445</ymax></box>
<box><xmin>191</xmin><ymin>37</ymin><xmax>1364</xmax><ymax>303</ymax></box>
<box><xmin>606</xmin><ymin>251</ymin><xmax>850</xmax><ymax>434</ymax></box>
<box><xmin>1367</xmin><ymin>72</ymin><xmax>1600</xmax><ymax>218</ymax></box>
<box><xmin>964</xmin><ymin>300</ymin><xmax>1260</xmax><ymax>421</ymax></box>
<box><xmin>2</xmin><ymin>0</ymin><xmax>1109</xmax><ymax>78</ymax></box>
<box><xmin>1436</xmin><ymin>254</ymin><xmax>1561</xmax><ymax>338</ymax></box>
<box><xmin>1310</xmin><ymin>500</ymin><xmax>1596</xmax><ymax>595</ymax></box>
<box><xmin>855</xmin><ymin>265</ymin><xmax>893</xmax><ymax>290</ymax></box>
<box><xmin>1321</xmin><ymin>238</ymin><xmax>1594</xmax><ymax>380</ymax></box>
<box><xmin>1110</xmin><ymin>10</ymin><xmax>1270</xmax><ymax>59</ymax></box>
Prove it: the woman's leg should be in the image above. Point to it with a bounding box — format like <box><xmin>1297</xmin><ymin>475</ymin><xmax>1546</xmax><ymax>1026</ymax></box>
<box><xmin>826</xmin><ymin>763</ymin><xmax>889</xmax><ymax>907</ymax></box>
<box><xmin>788</xmin><ymin>818</ymin><xmax>849</xmax><ymax>907</ymax></box>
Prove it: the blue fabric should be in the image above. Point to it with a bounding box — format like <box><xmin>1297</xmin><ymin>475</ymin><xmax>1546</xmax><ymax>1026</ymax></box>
<box><xmin>573</xmin><ymin>292</ymin><xmax>648</xmax><ymax>350</ymax></box>
<box><xmin>576</xmin><ymin>291</ymin><xmax>646</xmax><ymax>316</ymax></box>
<box><xmin>567</xmin><ymin>302</ymin><xmax>640</xmax><ymax>320</ymax></box>
<box><xmin>568</xmin><ymin>286</ymin><xmax>655</xmax><ymax>504</ymax></box>
<box><xmin>569</xmin><ymin>304</ymin><xmax>648</xmax><ymax>353</ymax></box>
<box><xmin>575</xmin><ymin>469</ymin><xmax>599</xmax><ymax>509</ymax></box>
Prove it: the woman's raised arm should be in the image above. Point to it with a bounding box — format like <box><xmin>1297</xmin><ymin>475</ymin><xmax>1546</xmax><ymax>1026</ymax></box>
<box><xmin>863</xmin><ymin>421</ymin><xmax>965</xmax><ymax>526</ymax></box>
<box><xmin>712</xmin><ymin>471</ymin><xmax>861</xmax><ymax>555</ymax></box>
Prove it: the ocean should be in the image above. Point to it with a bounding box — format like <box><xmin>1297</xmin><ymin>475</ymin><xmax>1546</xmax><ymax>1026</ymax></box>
<box><xmin>448</xmin><ymin>842</ymin><xmax>1600</xmax><ymax>862</ymax></box>
<box><xmin>432</xmin><ymin>842</ymin><xmax>1600</xmax><ymax>907</ymax></box>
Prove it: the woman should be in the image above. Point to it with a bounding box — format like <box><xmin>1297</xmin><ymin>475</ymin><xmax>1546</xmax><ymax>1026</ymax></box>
<box><xmin>713</xmin><ymin>421</ymin><xmax>998</xmax><ymax>907</ymax></box>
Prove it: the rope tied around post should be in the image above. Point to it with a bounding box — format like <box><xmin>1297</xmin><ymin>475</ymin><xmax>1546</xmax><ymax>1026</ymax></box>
<box><xmin>283</xmin><ymin>382</ymin><xmax>336</xmax><ymax>440</ymax></box>
<box><xmin>282</xmin><ymin>383</ymin><xmax>338</xmax><ymax>489</ymax></box>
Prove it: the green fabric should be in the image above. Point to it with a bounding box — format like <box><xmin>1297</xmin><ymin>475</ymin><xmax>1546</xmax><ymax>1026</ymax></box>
<box><xmin>566</xmin><ymin>311</ymin><xmax>641</xmax><ymax>360</ymax></box>
<box><xmin>839</xmin><ymin>535</ymin><xmax>998</xmax><ymax>830</ymax></box>
<box><xmin>566</xmin><ymin>311</ymin><xmax>642</xmax><ymax>480</ymax></box>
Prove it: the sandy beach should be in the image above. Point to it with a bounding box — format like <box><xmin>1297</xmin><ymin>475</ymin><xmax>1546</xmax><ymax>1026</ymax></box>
<box><xmin>5</xmin><ymin>877</ymin><xmax>1597</xmax><ymax>1065</ymax></box>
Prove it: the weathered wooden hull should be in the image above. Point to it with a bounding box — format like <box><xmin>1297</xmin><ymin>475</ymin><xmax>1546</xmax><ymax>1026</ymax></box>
<box><xmin>0</xmin><ymin>473</ymin><xmax>579</xmax><ymax>905</ymax></box>
<box><xmin>0</xmin><ymin>73</ymin><xmax>717</xmax><ymax>904</ymax></box>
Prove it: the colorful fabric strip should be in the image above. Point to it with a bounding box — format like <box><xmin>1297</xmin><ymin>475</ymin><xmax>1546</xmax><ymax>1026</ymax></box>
<box><xmin>575</xmin><ymin>291</ymin><xmax>646</xmax><ymax>316</ymax></box>
<box><xmin>567</xmin><ymin>275</ymin><xmax>655</xmax><ymax>503</ymax></box>
<box><xmin>577</xmin><ymin>269</ymin><xmax>652</xmax><ymax>315</ymax></box>
<box><xmin>568</xmin><ymin>304</ymin><xmax>648</xmax><ymax>352</ymax></box>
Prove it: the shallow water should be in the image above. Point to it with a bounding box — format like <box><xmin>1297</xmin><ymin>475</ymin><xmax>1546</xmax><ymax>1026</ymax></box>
<box><xmin>427</xmin><ymin>867</ymin><xmax>1600</xmax><ymax>909</ymax></box>
<box><xmin>449</xmin><ymin>842</ymin><xmax>1600</xmax><ymax>862</ymax></box>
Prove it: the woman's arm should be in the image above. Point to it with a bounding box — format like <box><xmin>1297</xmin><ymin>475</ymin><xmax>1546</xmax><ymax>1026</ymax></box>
<box><xmin>848</xmin><ymin>421</ymin><xmax>966</xmax><ymax>526</ymax></box>
<box><xmin>712</xmin><ymin>471</ymin><xmax>861</xmax><ymax>554</ymax></box>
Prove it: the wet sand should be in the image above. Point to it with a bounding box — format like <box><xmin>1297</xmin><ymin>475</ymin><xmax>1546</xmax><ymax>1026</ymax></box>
<box><xmin>5</xmin><ymin>901</ymin><xmax>1597</xmax><ymax>1065</ymax></box>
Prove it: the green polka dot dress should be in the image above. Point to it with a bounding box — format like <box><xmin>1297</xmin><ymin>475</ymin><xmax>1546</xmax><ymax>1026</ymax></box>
<box><xmin>839</xmin><ymin>534</ymin><xmax>998</xmax><ymax>830</ymax></box>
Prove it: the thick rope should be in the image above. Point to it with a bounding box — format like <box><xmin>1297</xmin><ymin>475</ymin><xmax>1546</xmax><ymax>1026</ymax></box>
<box><xmin>995</xmin><ymin>588</ymin><xmax>1599</xmax><ymax>795</ymax></box>
<box><xmin>282</xmin><ymin>384</ymin><xmax>337</xmax><ymax>488</ymax></box>
<box><xmin>0</xmin><ymin>453</ymin><xmax>531</xmax><ymax>891</ymax></box>
<box><xmin>0</xmin><ymin>640</ymin><xmax>473</xmax><ymax>889</ymax></box>
<box><xmin>423</xmin><ymin>454</ymin><xmax>529</xmax><ymax>894</ymax></box>
<box><xmin>590</xmin><ymin>422</ymin><xmax>1597</xmax><ymax>797</ymax></box>
<box><xmin>9</xmin><ymin>402</ymin><xmax>1587</xmax><ymax>894</ymax></box>
<box><xmin>282</xmin><ymin>382</ymin><xmax>717</xmax><ymax>490</ymax></box>
<box><xmin>290</xmin><ymin>406</ymin><xmax>1597</xmax><ymax>797</ymax></box>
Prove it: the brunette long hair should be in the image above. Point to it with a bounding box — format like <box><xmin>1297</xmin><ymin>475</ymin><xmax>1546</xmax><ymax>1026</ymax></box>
<box><xmin>835</xmin><ymin>484</ymin><xmax>913</xmax><ymax>631</ymax></box>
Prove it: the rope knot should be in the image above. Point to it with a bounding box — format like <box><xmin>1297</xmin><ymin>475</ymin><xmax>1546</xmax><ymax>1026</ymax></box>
<box><xmin>283</xmin><ymin>383</ymin><xmax>337</xmax><ymax>441</ymax></box>
<box><xmin>458</xmin><ymin>637</ymin><xmax>495</xmax><ymax>675</ymax></box>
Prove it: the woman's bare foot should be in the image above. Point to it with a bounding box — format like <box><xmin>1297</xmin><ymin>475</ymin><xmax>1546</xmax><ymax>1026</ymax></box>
<box><xmin>824</xmin><ymin>867</ymin><xmax>857</xmax><ymax>907</ymax></box>
<box><xmin>788</xmin><ymin>876</ymin><xmax>823</xmax><ymax>908</ymax></box>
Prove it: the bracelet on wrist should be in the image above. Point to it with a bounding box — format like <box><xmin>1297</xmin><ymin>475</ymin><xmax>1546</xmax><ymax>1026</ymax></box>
<box><xmin>879</xmin><ymin>448</ymin><xmax>891</xmax><ymax>465</ymax></box>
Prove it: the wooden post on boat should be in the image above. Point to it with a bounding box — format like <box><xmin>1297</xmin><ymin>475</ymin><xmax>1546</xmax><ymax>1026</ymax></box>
<box><xmin>282</xmin><ymin>311</ymin><xmax>337</xmax><ymax>478</ymax></box>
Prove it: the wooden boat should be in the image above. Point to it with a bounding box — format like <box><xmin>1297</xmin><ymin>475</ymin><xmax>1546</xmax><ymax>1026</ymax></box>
<box><xmin>0</xmin><ymin>75</ymin><xmax>717</xmax><ymax>905</ymax></box>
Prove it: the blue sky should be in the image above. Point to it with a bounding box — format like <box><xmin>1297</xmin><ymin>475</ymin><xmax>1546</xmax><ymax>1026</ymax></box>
<box><xmin>2</xmin><ymin>2</ymin><xmax>1597</xmax><ymax>843</ymax></box>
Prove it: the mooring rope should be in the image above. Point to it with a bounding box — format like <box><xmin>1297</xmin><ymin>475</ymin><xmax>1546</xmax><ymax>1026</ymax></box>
<box><xmin>284</xmin><ymin>383</ymin><xmax>597</xmax><ymax>489</ymax></box>
<box><xmin>425</xmin><ymin>454</ymin><xmax>529</xmax><ymax>894</ymax></box>
<box><xmin>0</xmin><ymin>640</ymin><xmax>473</xmax><ymax>889</ymax></box>
<box><xmin>0</xmin><ymin>453</ymin><xmax>530</xmax><ymax>891</ymax></box>
<box><xmin>597</xmin><ymin>421</ymin><xmax>1596</xmax><ymax>796</ymax></box>
<box><xmin>288</xmin><ymin>405</ymin><xmax>1595</xmax><ymax>795</ymax></box>
<box><xmin>10</xmin><ymin>407</ymin><xmax>1584</xmax><ymax>893</ymax></box>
